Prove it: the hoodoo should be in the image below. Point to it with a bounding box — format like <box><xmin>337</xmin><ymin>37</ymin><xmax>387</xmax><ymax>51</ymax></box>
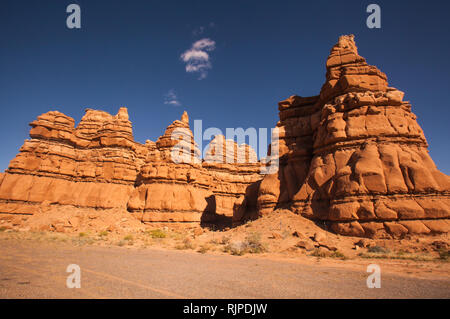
<box><xmin>241</xmin><ymin>35</ymin><xmax>450</xmax><ymax>238</ymax></box>
<box><xmin>0</xmin><ymin>109</ymin><xmax>262</xmax><ymax>228</ymax></box>
<box><xmin>0</xmin><ymin>35</ymin><xmax>448</xmax><ymax>239</ymax></box>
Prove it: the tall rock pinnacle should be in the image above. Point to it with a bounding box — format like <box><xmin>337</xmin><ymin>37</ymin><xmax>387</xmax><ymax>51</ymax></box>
<box><xmin>181</xmin><ymin>110</ymin><xmax>189</xmax><ymax>124</ymax></box>
<box><xmin>248</xmin><ymin>35</ymin><xmax>450</xmax><ymax>238</ymax></box>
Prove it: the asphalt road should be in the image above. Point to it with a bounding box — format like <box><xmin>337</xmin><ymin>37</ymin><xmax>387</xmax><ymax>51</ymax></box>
<box><xmin>0</xmin><ymin>240</ymin><xmax>448</xmax><ymax>298</ymax></box>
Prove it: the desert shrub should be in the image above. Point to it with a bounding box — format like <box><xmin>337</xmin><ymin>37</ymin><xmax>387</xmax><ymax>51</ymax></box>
<box><xmin>310</xmin><ymin>248</ymin><xmax>329</xmax><ymax>258</ymax></box>
<box><xmin>73</xmin><ymin>236</ymin><xmax>94</xmax><ymax>246</ymax></box>
<box><xmin>330</xmin><ymin>250</ymin><xmax>347</xmax><ymax>260</ymax></box>
<box><xmin>198</xmin><ymin>244</ymin><xmax>211</xmax><ymax>254</ymax></box>
<box><xmin>123</xmin><ymin>234</ymin><xmax>133</xmax><ymax>241</ymax></box>
<box><xmin>78</xmin><ymin>232</ymin><xmax>88</xmax><ymax>238</ymax></box>
<box><xmin>221</xmin><ymin>235</ymin><xmax>231</xmax><ymax>245</ymax></box>
<box><xmin>224</xmin><ymin>241</ymin><xmax>247</xmax><ymax>256</ymax></box>
<box><xmin>208</xmin><ymin>238</ymin><xmax>220</xmax><ymax>245</ymax></box>
<box><xmin>176</xmin><ymin>237</ymin><xmax>196</xmax><ymax>250</ymax></box>
<box><xmin>244</xmin><ymin>232</ymin><xmax>266</xmax><ymax>254</ymax></box>
<box><xmin>367</xmin><ymin>246</ymin><xmax>389</xmax><ymax>254</ymax></box>
<box><xmin>224</xmin><ymin>233</ymin><xmax>267</xmax><ymax>256</ymax></box>
<box><xmin>117</xmin><ymin>240</ymin><xmax>127</xmax><ymax>247</ymax></box>
<box><xmin>98</xmin><ymin>231</ymin><xmax>108</xmax><ymax>237</ymax></box>
<box><xmin>148</xmin><ymin>229</ymin><xmax>167</xmax><ymax>239</ymax></box>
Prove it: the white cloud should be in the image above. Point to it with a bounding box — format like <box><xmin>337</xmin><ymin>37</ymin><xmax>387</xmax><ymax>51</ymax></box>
<box><xmin>180</xmin><ymin>38</ymin><xmax>216</xmax><ymax>80</ymax></box>
<box><xmin>192</xmin><ymin>38</ymin><xmax>215</xmax><ymax>51</ymax></box>
<box><xmin>181</xmin><ymin>49</ymin><xmax>209</xmax><ymax>61</ymax></box>
<box><xmin>164</xmin><ymin>89</ymin><xmax>181</xmax><ymax>107</ymax></box>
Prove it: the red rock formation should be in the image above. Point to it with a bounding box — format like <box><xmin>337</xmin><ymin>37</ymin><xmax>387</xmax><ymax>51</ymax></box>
<box><xmin>0</xmin><ymin>108</ymin><xmax>262</xmax><ymax>227</ymax></box>
<box><xmin>128</xmin><ymin>112</ymin><xmax>213</xmax><ymax>223</ymax></box>
<box><xmin>0</xmin><ymin>108</ymin><xmax>143</xmax><ymax>219</ymax></box>
<box><xmin>202</xmin><ymin>135</ymin><xmax>262</xmax><ymax>224</ymax></box>
<box><xmin>128</xmin><ymin>120</ymin><xmax>263</xmax><ymax>225</ymax></box>
<box><xmin>256</xmin><ymin>95</ymin><xmax>319</xmax><ymax>217</ymax></box>
<box><xmin>245</xmin><ymin>35</ymin><xmax>450</xmax><ymax>238</ymax></box>
<box><xmin>1</xmin><ymin>35</ymin><xmax>448</xmax><ymax>238</ymax></box>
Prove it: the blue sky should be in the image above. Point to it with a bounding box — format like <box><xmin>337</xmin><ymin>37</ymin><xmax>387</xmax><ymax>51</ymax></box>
<box><xmin>1</xmin><ymin>0</ymin><xmax>449</xmax><ymax>174</ymax></box>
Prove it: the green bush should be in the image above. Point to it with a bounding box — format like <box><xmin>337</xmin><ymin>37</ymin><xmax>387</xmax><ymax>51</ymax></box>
<box><xmin>148</xmin><ymin>229</ymin><xmax>167</xmax><ymax>239</ymax></box>
<box><xmin>98</xmin><ymin>231</ymin><xmax>109</xmax><ymax>237</ymax></box>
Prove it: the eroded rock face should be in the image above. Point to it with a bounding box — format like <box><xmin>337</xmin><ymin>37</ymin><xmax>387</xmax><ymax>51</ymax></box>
<box><xmin>0</xmin><ymin>108</ymin><xmax>143</xmax><ymax>217</ymax></box>
<box><xmin>129</xmin><ymin>131</ymin><xmax>263</xmax><ymax>225</ymax></box>
<box><xmin>256</xmin><ymin>95</ymin><xmax>319</xmax><ymax>217</ymax></box>
<box><xmin>0</xmin><ymin>109</ymin><xmax>263</xmax><ymax>226</ymax></box>
<box><xmin>128</xmin><ymin>114</ymin><xmax>214</xmax><ymax>223</ymax></box>
<box><xmin>245</xmin><ymin>35</ymin><xmax>450</xmax><ymax>238</ymax></box>
<box><xmin>202</xmin><ymin>135</ymin><xmax>262</xmax><ymax>224</ymax></box>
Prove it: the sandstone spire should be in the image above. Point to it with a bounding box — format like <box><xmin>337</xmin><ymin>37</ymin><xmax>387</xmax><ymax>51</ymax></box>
<box><xmin>246</xmin><ymin>35</ymin><xmax>450</xmax><ymax>238</ymax></box>
<box><xmin>117</xmin><ymin>107</ymin><xmax>129</xmax><ymax>120</ymax></box>
<box><xmin>181</xmin><ymin>110</ymin><xmax>189</xmax><ymax>124</ymax></box>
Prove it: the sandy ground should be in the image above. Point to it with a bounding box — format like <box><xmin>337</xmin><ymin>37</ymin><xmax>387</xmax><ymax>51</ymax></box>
<box><xmin>0</xmin><ymin>238</ymin><xmax>448</xmax><ymax>299</ymax></box>
<box><xmin>1</xmin><ymin>208</ymin><xmax>448</xmax><ymax>263</ymax></box>
<box><xmin>0</xmin><ymin>209</ymin><xmax>449</xmax><ymax>298</ymax></box>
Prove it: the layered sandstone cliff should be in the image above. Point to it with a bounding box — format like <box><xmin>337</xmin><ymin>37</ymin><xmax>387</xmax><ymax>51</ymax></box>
<box><xmin>0</xmin><ymin>108</ymin><xmax>143</xmax><ymax>218</ymax></box>
<box><xmin>0</xmin><ymin>109</ymin><xmax>262</xmax><ymax>227</ymax></box>
<box><xmin>127</xmin><ymin>111</ymin><xmax>214</xmax><ymax>223</ymax></box>
<box><xmin>202</xmin><ymin>135</ymin><xmax>262</xmax><ymax>224</ymax></box>
<box><xmin>244</xmin><ymin>35</ymin><xmax>450</xmax><ymax>238</ymax></box>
